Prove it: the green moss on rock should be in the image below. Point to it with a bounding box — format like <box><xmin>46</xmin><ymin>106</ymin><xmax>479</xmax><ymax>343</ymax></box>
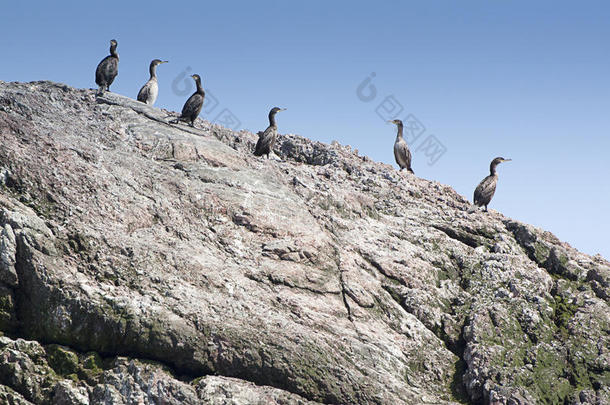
<box><xmin>82</xmin><ymin>352</ymin><xmax>102</xmax><ymax>370</ymax></box>
<box><xmin>46</xmin><ymin>344</ymin><xmax>79</xmax><ymax>376</ymax></box>
<box><xmin>449</xmin><ymin>358</ymin><xmax>469</xmax><ymax>403</ymax></box>
<box><xmin>0</xmin><ymin>289</ymin><xmax>16</xmax><ymax>332</ymax></box>
<box><xmin>552</xmin><ymin>295</ymin><xmax>577</xmax><ymax>338</ymax></box>
<box><xmin>529</xmin><ymin>346</ymin><xmax>572</xmax><ymax>404</ymax></box>
<box><xmin>532</xmin><ymin>242</ymin><xmax>551</xmax><ymax>264</ymax></box>
<box><xmin>79</xmin><ymin>352</ymin><xmax>104</xmax><ymax>383</ymax></box>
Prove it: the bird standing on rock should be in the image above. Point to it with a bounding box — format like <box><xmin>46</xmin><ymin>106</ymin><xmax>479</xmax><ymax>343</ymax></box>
<box><xmin>171</xmin><ymin>74</ymin><xmax>205</xmax><ymax>127</ymax></box>
<box><xmin>388</xmin><ymin>119</ymin><xmax>414</xmax><ymax>174</ymax></box>
<box><xmin>95</xmin><ymin>39</ymin><xmax>119</xmax><ymax>95</ymax></box>
<box><xmin>474</xmin><ymin>157</ymin><xmax>511</xmax><ymax>212</ymax></box>
<box><xmin>254</xmin><ymin>107</ymin><xmax>286</xmax><ymax>159</ymax></box>
<box><xmin>137</xmin><ymin>59</ymin><xmax>168</xmax><ymax>105</ymax></box>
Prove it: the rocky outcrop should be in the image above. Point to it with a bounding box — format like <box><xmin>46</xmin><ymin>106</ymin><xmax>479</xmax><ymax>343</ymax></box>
<box><xmin>0</xmin><ymin>80</ymin><xmax>608</xmax><ymax>404</ymax></box>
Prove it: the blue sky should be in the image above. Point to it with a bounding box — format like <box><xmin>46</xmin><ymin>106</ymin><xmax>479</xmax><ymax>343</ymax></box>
<box><xmin>2</xmin><ymin>1</ymin><xmax>609</xmax><ymax>259</ymax></box>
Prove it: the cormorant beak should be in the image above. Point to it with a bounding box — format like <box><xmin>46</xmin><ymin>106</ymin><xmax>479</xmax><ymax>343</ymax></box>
<box><xmin>503</xmin><ymin>158</ymin><xmax>512</xmax><ymax>162</ymax></box>
<box><xmin>162</xmin><ymin>61</ymin><xmax>169</xmax><ymax>64</ymax></box>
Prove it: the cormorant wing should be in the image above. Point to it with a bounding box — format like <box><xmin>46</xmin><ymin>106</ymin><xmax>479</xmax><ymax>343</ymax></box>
<box><xmin>181</xmin><ymin>93</ymin><xmax>204</xmax><ymax>118</ymax></box>
<box><xmin>474</xmin><ymin>175</ymin><xmax>497</xmax><ymax>206</ymax></box>
<box><xmin>254</xmin><ymin>125</ymin><xmax>275</xmax><ymax>156</ymax></box>
<box><xmin>394</xmin><ymin>139</ymin><xmax>412</xmax><ymax>171</ymax></box>
<box><xmin>96</xmin><ymin>56</ymin><xmax>118</xmax><ymax>87</ymax></box>
<box><xmin>137</xmin><ymin>81</ymin><xmax>152</xmax><ymax>103</ymax></box>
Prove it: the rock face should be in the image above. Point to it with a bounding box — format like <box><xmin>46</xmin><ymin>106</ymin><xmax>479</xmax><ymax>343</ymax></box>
<box><xmin>0</xmin><ymin>80</ymin><xmax>608</xmax><ymax>404</ymax></box>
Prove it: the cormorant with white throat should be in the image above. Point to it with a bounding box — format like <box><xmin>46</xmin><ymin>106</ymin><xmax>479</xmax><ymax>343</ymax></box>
<box><xmin>254</xmin><ymin>107</ymin><xmax>286</xmax><ymax>158</ymax></box>
<box><xmin>474</xmin><ymin>157</ymin><xmax>511</xmax><ymax>211</ymax></box>
<box><xmin>137</xmin><ymin>59</ymin><xmax>168</xmax><ymax>105</ymax></box>
<box><xmin>388</xmin><ymin>119</ymin><xmax>414</xmax><ymax>174</ymax></box>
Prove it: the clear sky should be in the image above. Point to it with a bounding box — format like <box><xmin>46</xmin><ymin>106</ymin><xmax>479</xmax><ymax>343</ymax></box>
<box><xmin>2</xmin><ymin>1</ymin><xmax>609</xmax><ymax>259</ymax></box>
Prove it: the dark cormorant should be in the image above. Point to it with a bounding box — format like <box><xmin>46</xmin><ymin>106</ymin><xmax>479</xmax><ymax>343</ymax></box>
<box><xmin>171</xmin><ymin>74</ymin><xmax>205</xmax><ymax>127</ymax></box>
<box><xmin>388</xmin><ymin>119</ymin><xmax>414</xmax><ymax>174</ymax></box>
<box><xmin>254</xmin><ymin>107</ymin><xmax>286</xmax><ymax>158</ymax></box>
<box><xmin>137</xmin><ymin>59</ymin><xmax>168</xmax><ymax>105</ymax></box>
<box><xmin>473</xmin><ymin>157</ymin><xmax>511</xmax><ymax>211</ymax></box>
<box><xmin>95</xmin><ymin>39</ymin><xmax>119</xmax><ymax>95</ymax></box>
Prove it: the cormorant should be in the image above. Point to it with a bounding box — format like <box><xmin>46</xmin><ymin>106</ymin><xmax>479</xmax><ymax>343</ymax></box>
<box><xmin>95</xmin><ymin>39</ymin><xmax>119</xmax><ymax>95</ymax></box>
<box><xmin>473</xmin><ymin>157</ymin><xmax>511</xmax><ymax>211</ymax></box>
<box><xmin>388</xmin><ymin>119</ymin><xmax>414</xmax><ymax>174</ymax></box>
<box><xmin>137</xmin><ymin>59</ymin><xmax>168</xmax><ymax>105</ymax></box>
<box><xmin>254</xmin><ymin>107</ymin><xmax>286</xmax><ymax>158</ymax></box>
<box><xmin>171</xmin><ymin>74</ymin><xmax>205</xmax><ymax>127</ymax></box>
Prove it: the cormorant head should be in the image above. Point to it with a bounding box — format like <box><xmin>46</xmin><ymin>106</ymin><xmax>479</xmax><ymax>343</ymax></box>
<box><xmin>151</xmin><ymin>59</ymin><xmax>168</xmax><ymax>66</ymax></box>
<box><xmin>270</xmin><ymin>107</ymin><xmax>286</xmax><ymax>115</ymax></box>
<box><xmin>492</xmin><ymin>157</ymin><xmax>511</xmax><ymax>165</ymax></box>
<box><xmin>490</xmin><ymin>157</ymin><xmax>511</xmax><ymax>174</ymax></box>
<box><xmin>110</xmin><ymin>39</ymin><xmax>118</xmax><ymax>47</ymax></box>
<box><xmin>388</xmin><ymin>119</ymin><xmax>403</xmax><ymax>127</ymax></box>
<box><xmin>191</xmin><ymin>74</ymin><xmax>201</xmax><ymax>82</ymax></box>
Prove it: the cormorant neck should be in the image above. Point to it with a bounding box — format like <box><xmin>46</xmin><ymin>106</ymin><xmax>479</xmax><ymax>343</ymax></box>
<box><xmin>268</xmin><ymin>111</ymin><xmax>277</xmax><ymax>127</ymax></box>
<box><xmin>490</xmin><ymin>162</ymin><xmax>498</xmax><ymax>176</ymax></box>
<box><xmin>110</xmin><ymin>44</ymin><xmax>118</xmax><ymax>58</ymax></box>
<box><xmin>149</xmin><ymin>64</ymin><xmax>157</xmax><ymax>79</ymax></box>
<box><xmin>194</xmin><ymin>78</ymin><xmax>204</xmax><ymax>95</ymax></box>
<box><xmin>395</xmin><ymin>123</ymin><xmax>404</xmax><ymax>139</ymax></box>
